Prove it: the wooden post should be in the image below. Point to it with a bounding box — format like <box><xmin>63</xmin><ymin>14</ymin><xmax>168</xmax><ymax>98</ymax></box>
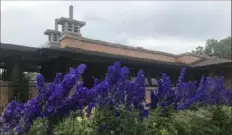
<box><xmin>146</xmin><ymin>71</ymin><xmax>152</xmax><ymax>86</ymax></box>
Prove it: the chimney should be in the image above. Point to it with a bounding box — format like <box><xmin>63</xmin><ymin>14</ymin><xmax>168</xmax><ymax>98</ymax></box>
<box><xmin>55</xmin><ymin>19</ymin><xmax>58</xmax><ymax>31</ymax></box>
<box><xmin>69</xmin><ymin>5</ymin><xmax>73</xmax><ymax>19</ymax></box>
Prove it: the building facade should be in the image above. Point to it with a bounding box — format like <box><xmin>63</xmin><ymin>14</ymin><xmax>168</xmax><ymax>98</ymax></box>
<box><xmin>0</xmin><ymin>5</ymin><xmax>231</xmax><ymax>106</ymax></box>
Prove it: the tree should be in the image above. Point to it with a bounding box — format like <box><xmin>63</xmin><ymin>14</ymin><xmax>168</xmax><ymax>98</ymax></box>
<box><xmin>204</xmin><ymin>39</ymin><xmax>218</xmax><ymax>55</ymax></box>
<box><xmin>214</xmin><ymin>37</ymin><xmax>232</xmax><ymax>59</ymax></box>
<box><xmin>192</xmin><ymin>37</ymin><xmax>231</xmax><ymax>59</ymax></box>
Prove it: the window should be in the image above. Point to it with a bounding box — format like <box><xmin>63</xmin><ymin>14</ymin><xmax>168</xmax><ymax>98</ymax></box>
<box><xmin>48</xmin><ymin>35</ymin><xmax>51</xmax><ymax>41</ymax></box>
<box><xmin>53</xmin><ymin>34</ymin><xmax>58</xmax><ymax>41</ymax></box>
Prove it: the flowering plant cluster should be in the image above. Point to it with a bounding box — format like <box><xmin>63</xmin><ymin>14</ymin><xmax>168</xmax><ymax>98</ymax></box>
<box><xmin>150</xmin><ymin>68</ymin><xmax>232</xmax><ymax>112</ymax></box>
<box><xmin>0</xmin><ymin>62</ymin><xmax>147</xmax><ymax>135</ymax></box>
<box><xmin>0</xmin><ymin>61</ymin><xmax>231</xmax><ymax>135</ymax></box>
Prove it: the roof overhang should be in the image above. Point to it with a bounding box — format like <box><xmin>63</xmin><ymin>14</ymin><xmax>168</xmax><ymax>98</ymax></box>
<box><xmin>0</xmin><ymin>43</ymin><xmax>185</xmax><ymax>69</ymax></box>
<box><xmin>44</xmin><ymin>29</ymin><xmax>61</xmax><ymax>35</ymax></box>
<box><xmin>56</xmin><ymin>17</ymin><xmax>86</xmax><ymax>27</ymax></box>
<box><xmin>1</xmin><ymin>43</ymin><xmax>230</xmax><ymax>69</ymax></box>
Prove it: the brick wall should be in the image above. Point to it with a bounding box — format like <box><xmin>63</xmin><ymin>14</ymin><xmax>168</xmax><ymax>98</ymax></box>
<box><xmin>0</xmin><ymin>81</ymin><xmax>37</xmax><ymax>106</ymax></box>
<box><xmin>60</xmin><ymin>38</ymin><xmax>201</xmax><ymax>65</ymax></box>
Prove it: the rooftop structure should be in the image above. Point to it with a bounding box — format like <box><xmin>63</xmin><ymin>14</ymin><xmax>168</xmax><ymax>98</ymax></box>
<box><xmin>41</xmin><ymin>6</ymin><xmax>232</xmax><ymax>67</ymax></box>
<box><xmin>44</xmin><ymin>5</ymin><xmax>86</xmax><ymax>48</ymax></box>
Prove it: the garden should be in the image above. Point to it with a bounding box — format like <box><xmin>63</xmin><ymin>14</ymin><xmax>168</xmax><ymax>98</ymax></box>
<box><xmin>0</xmin><ymin>61</ymin><xmax>231</xmax><ymax>135</ymax></box>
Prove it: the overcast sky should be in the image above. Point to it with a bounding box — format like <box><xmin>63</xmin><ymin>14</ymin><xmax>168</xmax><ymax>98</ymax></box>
<box><xmin>1</xmin><ymin>1</ymin><xmax>231</xmax><ymax>54</ymax></box>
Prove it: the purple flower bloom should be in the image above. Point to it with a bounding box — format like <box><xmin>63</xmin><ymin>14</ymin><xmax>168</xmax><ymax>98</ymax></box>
<box><xmin>53</xmin><ymin>73</ymin><xmax>62</xmax><ymax>84</ymax></box>
<box><xmin>150</xmin><ymin>90</ymin><xmax>158</xmax><ymax>109</ymax></box>
<box><xmin>0</xmin><ymin>100</ymin><xmax>24</xmax><ymax>134</ymax></box>
<box><xmin>36</xmin><ymin>74</ymin><xmax>46</xmax><ymax>95</ymax></box>
<box><xmin>16</xmin><ymin>124</ymin><xmax>23</xmax><ymax>134</ymax></box>
<box><xmin>94</xmin><ymin>78</ymin><xmax>99</xmax><ymax>86</ymax></box>
<box><xmin>177</xmin><ymin>67</ymin><xmax>186</xmax><ymax>87</ymax></box>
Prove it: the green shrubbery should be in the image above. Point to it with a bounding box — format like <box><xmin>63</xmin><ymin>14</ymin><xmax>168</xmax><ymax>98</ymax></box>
<box><xmin>26</xmin><ymin>106</ymin><xmax>232</xmax><ymax>135</ymax></box>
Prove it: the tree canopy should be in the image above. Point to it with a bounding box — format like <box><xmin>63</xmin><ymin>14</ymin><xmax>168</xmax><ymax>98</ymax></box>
<box><xmin>192</xmin><ymin>37</ymin><xmax>231</xmax><ymax>59</ymax></box>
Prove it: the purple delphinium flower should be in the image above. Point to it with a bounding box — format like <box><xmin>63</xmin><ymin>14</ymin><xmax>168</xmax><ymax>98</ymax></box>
<box><xmin>105</xmin><ymin>61</ymin><xmax>121</xmax><ymax>84</ymax></box>
<box><xmin>161</xmin><ymin>73</ymin><xmax>172</xmax><ymax>93</ymax></box>
<box><xmin>177</xmin><ymin>76</ymin><xmax>205</xmax><ymax>110</ymax></box>
<box><xmin>177</xmin><ymin>67</ymin><xmax>186</xmax><ymax>87</ymax></box>
<box><xmin>177</xmin><ymin>91</ymin><xmax>204</xmax><ymax>110</ymax></box>
<box><xmin>156</xmin><ymin>80</ymin><xmax>163</xmax><ymax>98</ymax></box>
<box><xmin>155</xmin><ymin>73</ymin><xmax>176</xmax><ymax>110</ymax></box>
<box><xmin>16</xmin><ymin>124</ymin><xmax>23</xmax><ymax>134</ymax></box>
<box><xmin>94</xmin><ymin>78</ymin><xmax>99</xmax><ymax>87</ymax></box>
<box><xmin>36</xmin><ymin>74</ymin><xmax>46</xmax><ymax>94</ymax></box>
<box><xmin>53</xmin><ymin>73</ymin><xmax>63</xmax><ymax>84</ymax></box>
<box><xmin>134</xmin><ymin>70</ymin><xmax>146</xmax><ymax>107</ymax></box>
<box><xmin>0</xmin><ymin>101</ymin><xmax>24</xmax><ymax>134</ymax></box>
<box><xmin>115</xmin><ymin>67</ymin><xmax>129</xmax><ymax>104</ymax></box>
<box><xmin>86</xmin><ymin>61</ymin><xmax>147</xmax><ymax>120</ymax></box>
<box><xmin>44</xmin><ymin>64</ymin><xmax>86</xmax><ymax>114</ymax></box>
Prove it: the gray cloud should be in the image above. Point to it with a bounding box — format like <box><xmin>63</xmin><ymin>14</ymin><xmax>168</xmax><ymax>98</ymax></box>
<box><xmin>1</xmin><ymin>1</ymin><xmax>231</xmax><ymax>54</ymax></box>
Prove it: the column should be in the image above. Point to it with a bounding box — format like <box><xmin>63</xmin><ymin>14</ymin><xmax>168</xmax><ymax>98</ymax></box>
<box><xmin>7</xmin><ymin>59</ymin><xmax>29</xmax><ymax>102</ymax></box>
<box><xmin>146</xmin><ymin>72</ymin><xmax>152</xmax><ymax>86</ymax></box>
<box><xmin>72</xmin><ymin>24</ymin><xmax>75</xmax><ymax>33</ymax></box>
<box><xmin>64</xmin><ymin>22</ymin><xmax>68</xmax><ymax>32</ymax></box>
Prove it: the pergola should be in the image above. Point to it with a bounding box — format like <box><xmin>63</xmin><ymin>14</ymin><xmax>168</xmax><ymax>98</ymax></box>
<box><xmin>0</xmin><ymin>43</ymin><xmax>188</xmax><ymax>88</ymax></box>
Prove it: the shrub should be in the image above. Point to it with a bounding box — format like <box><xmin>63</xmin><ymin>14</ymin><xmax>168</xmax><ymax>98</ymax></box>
<box><xmin>170</xmin><ymin>106</ymin><xmax>232</xmax><ymax>135</ymax></box>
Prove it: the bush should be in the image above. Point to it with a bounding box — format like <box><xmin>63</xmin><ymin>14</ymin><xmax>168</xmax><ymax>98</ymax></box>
<box><xmin>170</xmin><ymin>106</ymin><xmax>232</xmax><ymax>135</ymax></box>
<box><xmin>17</xmin><ymin>106</ymin><xmax>232</xmax><ymax>135</ymax></box>
<box><xmin>91</xmin><ymin>105</ymin><xmax>147</xmax><ymax>135</ymax></box>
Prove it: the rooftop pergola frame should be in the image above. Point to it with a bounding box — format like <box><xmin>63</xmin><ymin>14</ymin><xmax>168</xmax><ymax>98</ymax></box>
<box><xmin>0</xmin><ymin>43</ymin><xmax>189</xmax><ymax>87</ymax></box>
<box><xmin>1</xmin><ymin>41</ymin><xmax>231</xmax><ymax>87</ymax></box>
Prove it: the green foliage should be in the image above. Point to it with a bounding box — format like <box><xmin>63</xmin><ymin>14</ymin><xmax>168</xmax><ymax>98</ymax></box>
<box><xmin>210</xmin><ymin>106</ymin><xmax>232</xmax><ymax>134</ymax></box>
<box><xmin>204</xmin><ymin>38</ymin><xmax>218</xmax><ymax>55</ymax></box>
<box><xmin>26</xmin><ymin>118</ymin><xmax>48</xmax><ymax>135</ymax></box>
<box><xmin>143</xmin><ymin>108</ymin><xmax>176</xmax><ymax>135</ymax></box>
<box><xmin>54</xmin><ymin>116</ymin><xmax>95</xmax><ymax>135</ymax></box>
<box><xmin>171</xmin><ymin>108</ymin><xmax>217</xmax><ymax>135</ymax></box>
<box><xmin>24</xmin><ymin>106</ymin><xmax>232</xmax><ymax>135</ymax></box>
<box><xmin>206</xmin><ymin>37</ymin><xmax>231</xmax><ymax>59</ymax></box>
<box><xmin>91</xmin><ymin>105</ymin><xmax>147</xmax><ymax>135</ymax></box>
<box><xmin>170</xmin><ymin>106</ymin><xmax>232</xmax><ymax>135</ymax></box>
